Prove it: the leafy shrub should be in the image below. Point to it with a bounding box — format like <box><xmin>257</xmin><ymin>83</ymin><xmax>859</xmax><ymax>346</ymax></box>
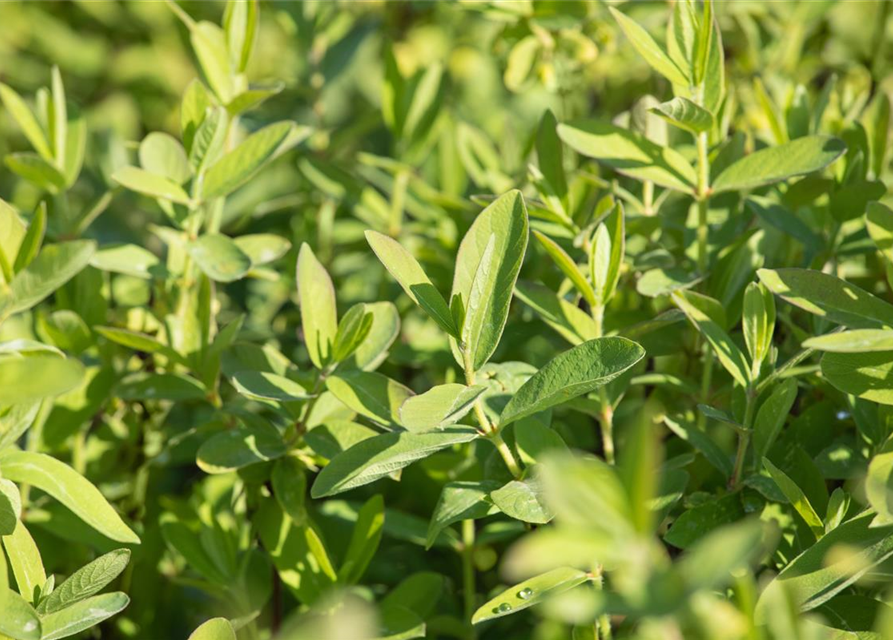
<box><xmin>1</xmin><ymin>1</ymin><xmax>893</xmax><ymax>639</ymax></box>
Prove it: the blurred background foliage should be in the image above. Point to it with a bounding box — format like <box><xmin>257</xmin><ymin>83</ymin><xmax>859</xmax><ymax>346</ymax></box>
<box><xmin>1</xmin><ymin>1</ymin><xmax>893</xmax><ymax>638</ymax></box>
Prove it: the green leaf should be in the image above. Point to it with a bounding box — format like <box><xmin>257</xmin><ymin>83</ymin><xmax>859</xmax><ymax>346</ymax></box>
<box><xmin>558</xmin><ymin>119</ymin><xmax>697</xmax><ymax>192</ymax></box>
<box><xmin>753</xmin><ymin>378</ymin><xmax>797</xmax><ymax>460</ymax></box>
<box><xmin>763</xmin><ymin>457</ymin><xmax>824</xmax><ymax>538</ymax></box>
<box><xmin>201</xmin><ymin>121</ymin><xmax>295</xmax><ymax>199</ymax></box>
<box><xmin>0</xmin><ymin>200</ymin><xmax>26</xmax><ymax>273</ymax></box>
<box><xmin>490</xmin><ymin>477</ymin><xmax>553</xmax><ymax>524</ymax></box>
<box><xmin>804</xmin><ymin>329</ymin><xmax>893</xmax><ymax>352</ymax></box>
<box><xmin>693</xmin><ymin>0</ymin><xmax>714</xmax><ymax>85</ymax></box>
<box><xmin>536</xmin><ymin>109</ymin><xmax>568</xmax><ymax>211</ymax></box>
<box><xmin>2</xmin><ymin>521</ymin><xmax>45</xmax><ymax>603</ymax></box>
<box><xmin>532</xmin><ymin>231</ymin><xmax>595</xmax><ymax>307</ymax></box>
<box><xmin>381</xmin><ymin>572</ymin><xmax>445</xmax><ymax>620</ymax></box>
<box><xmin>867</xmin><ymin>201</ymin><xmax>893</xmax><ymax>265</ymax></box>
<box><xmin>590</xmin><ymin>203</ymin><xmax>625</xmax><ymax>306</ymax></box>
<box><xmin>0</xmin><ymin>589</ymin><xmax>40</xmax><ymax>640</ymax></box>
<box><xmin>0</xmin><ymin>83</ymin><xmax>52</xmax><ymax>161</ymax></box>
<box><xmin>138</xmin><ymin>132</ymin><xmax>191</xmax><ymax>184</ymax></box>
<box><xmin>451</xmin><ymin>190</ymin><xmax>529</xmax><ymax>370</ymax></box>
<box><xmin>94</xmin><ymin>327</ymin><xmax>179</xmax><ymax>363</ymax></box>
<box><xmin>426</xmin><ymin>481</ymin><xmax>500</xmax><ymax>550</ymax></box>
<box><xmin>499</xmin><ymin>337</ymin><xmax>645</xmax><ymax>428</ymax></box>
<box><xmin>190</xmin><ymin>21</ymin><xmax>234</xmax><ymax>102</ymax></box>
<box><xmin>636</xmin><ymin>267</ymin><xmax>700</xmax><ymax>298</ymax></box>
<box><xmin>609</xmin><ymin>7</ymin><xmax>689</xmax><ymax>86</ymax></box>
<box><xmin>0</xmin><ymin>478</ymin><xmax>20</xmax><ymax>536</ymax></box>
<box><xmin>231</xmin><ymin>371</ymin><xmax>310</xmax><ymax>402</ymax></box>
<box><xmin>514</xmin><ymin>281</ymin><xmax>598</xmax><ymax>346</ymax></box>
<box><xmin>37</xmin><ymin>549</ymin><xmax>131</xmax><ymax>615</ymax></box>
<box><xmin>471</xmin><ymin>567</ymin><xmax>589</xmax><ymax>624</ymax></box>
<box><xmin>4</xmin><ymin>240</ymin><xmax>95</xmax><ymax>317</ymax></box>
<box><xmin>297</xmin><ymin>243</ymin><xmax>337</xmax><ymax>370</ymax></box>
<box><xmin>111</xmin><ymin>166</ymin><xmax>192</xmax><ymax>205</ymax></box>
<box><xmin>188</xmin><ymin>106</ymin><xmax>228</xmax><ymax>175</ymax></box>
<box><xmin>815</xmin><ymin>595</ymin><xmax>891</xmax><ymax>639</ymax></box>
<box><xmin>399</xmin><ymin>384</ymin><xmax>486</xmax><ymax>433</ymax></box>
<box><xmin>271</xmin><ymin>457</ymin><xmax>307</xmax><ymax>524</ymax></box>
<box><xmin>304</xmin><ymin>421</ymin><xmax>376</xmax><ymax>461</ymax></box>
<box><xmin>196</xmin><ymin>426</ymin><xmax>287</xmax><ymax>474</ymax></box>
<box><xmin>672</xmin><ymin>290</ymin><xmax>750</xmax><ymax>387</ymax></box>
<box><xmin>366</xmin><ymin>231</ymin><xmax>458</xmax><ymax>337</ymax></box>
<box><xmin>866</xmin><ymin>451</ymin><xmax>893</xmax><ymax>525</ymax></box>
<box><xmin>40</xmin><ymin>592</ymin><xmax>129</xmax><ymax>640</ymax></box>
<box><xmin>90</xmin><ymin>243</ymin><xmax>161</xmax><ymax>279</ymax></box>
<box><xmin>326</xmin><ymin>371</ymin><xmax>414</xmax><ymax>428</ymax></box>
<box><xmin>254</xmin><ymin>499</ymin><xmax>337</xmax><ymax>604</ymax></box>
<box><xmin>758</xmin><ymin>268</ymin><xmax>893</xmax><ymax>329</ymax></box>
<box><xmin>12</xmin><ymin>203</ymin><xmax>46</xmax><ymax>274</ymax></box>
<box><xmin>187</xmin><ymin>618</ymin><xmax>236</xmax><ymax>640</ymax></box>
<box><xmin>377</xmin><ymin>607</ymin><xmax>426</xmax><ymax>640</ymax></box>
<box><xmin>310</xmin><ymin>427</ymin><xmax>480</xmax><ymax>498</ymax></box>
<box><xmin>232</xmin><ymin>233</ymin><xmax>291</xmax><ymax>267</ymax></box>
<box><xmin>0</xmin><ymin>450</ymin><xmax>140</xmax><ymax>544</ymax></box>
<box><xmin>664</xmin><ymin>493</ymin><xmax>745</xmax><ymax>549</ymax></box>
<box><xmin>61</xmin><ymin>108</ymin><xmax>86</xmax><ymax>188</ymax></box>
<box><xmin>5</xmin><ymin>153</ymin><xmax>66</xmax><ymax>194</ymax></box>
<box><xmin>224</xmin><ymin>0</ymin><xmax>258</xmax><ymax>72</ymax></box>
<box><xmin>49</xmin><ymin>66</ymin><xmax>66</xmax><ymax>164</ymax></box>
<box><xmin>117</xmin><ymin>372</ymin><xmax>207</xmax><ymax>402</ymax></box>
<box><xmin>675</xmin><ymin>518</ymin><xmax>764</xmax><ymax>592</ymax></box>
<box><xmin>711</xmin><ymin>136</ymin><xmax>846</xmax><ymax>193</ymax></box>
<box><xmin>515</xmin><ymin>421</ymin><xmax>569</xmax><ymax>466</ymax></box>
<box><xmin>338</xmin><ymin>494</ymin><xmax>384</xmax><ymax>585</ymax></box>
<box><xmin>332</xmin><ymin>304</ymin><xmax>373</xmax><ymax>363</ymax></box>
<box><xmin>539</xmin><ymin>452</ymin><xmax>633</xmax><ymax>537</ymax></box>
<box><xmin>742</xmin><ymin>281</ymin><xmax>775</xmax><ymax>372</ymax></box>
<box><xmin>180</xmin><ymin>79</ymin><xmax>213</xmax><ymax>152</ymax></box>
<box><xmin>189</xmin><ymin>234</ymin><xmax>252</xmax><ymax>283</ymax></box>
<box><xmin>0</xmin><ymin>355</ymin><xmax>84</xmax><ymax>404</ymax></box>
<box><xmin>755</xmin><ymin>512</ymin><xmax>893</xmax><ymax>617</ymax></box>
<box><xmin>346</xmin><ymin>302</ymin><xmax>400</xmax><ymax>372</ymax></box>
<box><xmin>650</xmin><ymin>97</ymin><xmax>713</xmax><ymax>134</ymax></box>
<box><xmin>402</xmin><ymin>64</ymin><xmax>444</xmax><ymax>146</ymax></box>
<box><xmin>821</xmin><ymin>351</ymin><xmax>893</xmax><ymax>405</ymax></box>
<box><xmin>0</xmin><ymin>402</ymin><xmax>38</xmax><ymax>455</ymax></box>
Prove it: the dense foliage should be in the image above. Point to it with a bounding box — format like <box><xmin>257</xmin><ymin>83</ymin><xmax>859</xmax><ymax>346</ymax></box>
<box><xmin>2</xmin><ymin>1</ymin><xmax>893</xmax><ymax>638</ymax></box>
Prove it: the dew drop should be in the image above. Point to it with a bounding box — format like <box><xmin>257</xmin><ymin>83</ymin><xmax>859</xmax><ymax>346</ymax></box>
<box><xmin>497</xmin><ymin>603</ymin><xmax>513</xmax><ymax>613</ymax></box>
<box><xmin>517</xmin><ymin>588</ymin><xmax>534</xmax><ymax>600</ymax></box>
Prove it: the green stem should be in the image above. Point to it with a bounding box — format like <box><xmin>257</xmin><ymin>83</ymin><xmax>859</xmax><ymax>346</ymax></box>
<box><xmin>696</xmin><ymin>340</ymin><xmax>714</xmax><ymax>431</ymax></box>
<box><xmin>592</xmin><ymin>568</ymin><xmax>612</xmax><ymax>640</ymax></box>
<box><xmin>461</xmin><ymin>519</ymin><xmax>477</xmax><ymax>633</ymax></box>
<box><xmin>389</xmin><ymin>170</ymin><xmax>409</xmax><ymax>237</ymax></box>
<box><xmin>592</xmin><ymin>303</ymin><xmax>615</xmax><ymax>464</ymax></box>
<box><xmin>491</xmin><ymin>431</ymin><xmax>523</xmax><ymax>478</ymax></box>
<box><xmin>464</xmin><ymin>349</ymin><xmax>523</xmax><ymax>478</ymax></box>
<box><xmin>642</xmin><ymin>180</ymin><xmax>654</xmax><ymax>216</ymax></box>
<box><xmin>592</xmin><ymin>303</ymin><xmax>604</xmax><ymax>338</ymax></box>
<box><xmin>730</xmin><ymin>388</ymin><xmax>757</xmax><ymax>490</ymax></box>
<box><xmin>19</xmin><ymin>399</ymin><xmax>53</xmax><ymax>507</ymax></box>
<box><xmin>695</xmin><ymin>130</ymin><xmax>711</xmax><ymax>274</ymax></box>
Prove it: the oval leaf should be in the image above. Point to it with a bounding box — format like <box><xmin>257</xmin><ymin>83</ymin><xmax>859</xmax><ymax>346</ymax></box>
<box><xmin>0</xmin><ymin>450</ymin><xmax>139</xmax><ymax>544</ymax></box>
<box><xmin>712</xmin><ymin>136</ymin><xmax>846</xmax><ymax>193</ymax></box>
<box><xmin>471</xmin><ymin>567</ymin><xmax>589</xmax><ymax>624</ymax></box>
<box><xmin>499</xmin><ymin>337</ymin><xmax>645</xmax><ymax>428</ymax></box>
<box><xmin>310</xmin><ymin>427</ymin><xmax>480</xmax><ymax>498</ymax></box>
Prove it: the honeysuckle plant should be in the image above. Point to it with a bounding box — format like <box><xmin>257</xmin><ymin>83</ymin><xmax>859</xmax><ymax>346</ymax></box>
<box><xmin>3</xmin><ymin>1</ymin><xmax>893</xmax><ymax>639</ymax></box>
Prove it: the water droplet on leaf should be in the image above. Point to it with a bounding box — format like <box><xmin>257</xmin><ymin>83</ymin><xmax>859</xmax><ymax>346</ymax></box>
<box><xmin>517</xmin><ymin>588</ymin><xmax>533</xmax><ymax>599</ymax></box>
<box><xmin>497</xmin><ymin>602</ymin><xmax>513</xmax><ymax>612</ymax></box>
